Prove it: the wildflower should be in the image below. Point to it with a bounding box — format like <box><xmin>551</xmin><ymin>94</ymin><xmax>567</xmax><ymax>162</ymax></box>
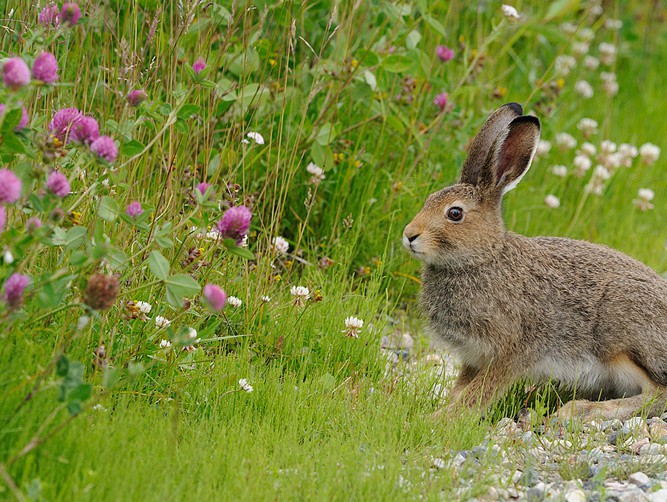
<box><xmin>605</xmin><ymin>19</ymin><xmax>623</xmax><ymax>30</ymax></box>
<box><xmin>159</xmin><ymin>339</ymin><xmax>172</xmax><ymax>348</ymax></box>
<box><xmin>319</xmin><ymin>256</ymin><xmax>334</xmax><ymax>269</ymax></box>
<box><xmin>573</xmin><ymin>155</ymin><xmax>592</xmax><ymax>177</ymax></box>
<box><xmin>239</xmin><ymin>378</ymin><xmax>254</xmax><ymax>393</ymax></box>
<box><xmin>84</xmin><ymin>274</ymin><xmax>119</xmax><ymax>310</ymax></box>
<box><xmin>135</xmin><ymin>301</ymin><xmax>152</xmax><ymax>314</ymax></box>
<box><xmin>203</xmin><ymin>284</ymin><xmax>227</xmax><ymax>311</ymax></box>
<box><xmin>580</xmin><ymin>142</ymin><xmax>597</xmax><ymax>157</ymax></box>
<box><xmin>551</xmin><ymin>165</ymin><xmax>567</xmax><ymax>177</ymax></box>
<box><xmin>585</xmin><ymin>165</ymin><xmax>610</xmax><ymax>195</ymax></box>
<box><xmin>127</xmin><ymin>89</ymin><xmax>148</xmax><ymax>107</ymax></box>
<box><xmin>639</xmin><ymin>143</ymin><xmax>661</xmax><ymax>165</ymax></box>
<box><xmin>583</xmin><ymin>56</ymin><xmax>600</xmax><ymax>71</ymax></box>
<box><xmin>577</xmin><ymin>118</ymin><xmax>598</xmax><ymax>138</ymax></box>
<box><xmin>306</xmin><ymin>162</ymin><xmax>325</xmax><ymax>185</ymax></box>
<box><xmin>290</xmin><ymin>285</ymin><xmax>310</xmax><ymax>306</ymax></box>
<box><xmin>433</xmin><ymin>92</ymin><xmax>449</xmax><ymax>112</ymax></box>
<box><xmin>535</xmin><ymin>140</ymin><xmax>551</xmax><ymax>158</ymax></box>
<box><xmin>600</xmin><ymin>140</ymin><xmax>617</xmax><ymax>155</ymax></box>
<box><xmin>560</xmin><ymin>22</ymin><xmax>576</xmax><ymax>34</ymax></box>
<box><xmin>261</xmin><ymin>295</ymin><xmax>271</xmax><ymax>302</ymax></box>
<box><xmin>90</xmin><ymin>135</ymin><xmax>118</xmax><ymax>162</ymax></box>
<box><xmin>555</xmin><ymin>132</ymin><xmax>576</xmax><ymax>150</ymax></box>
<box><xmin>2</xmin><ymin>58</ymin><xmax>31</xmax><ymax>90</ymax></box>
<box><xmin>544</xmin><ymin>195</ymin><xmax>560</xmax><ymax>209</ymax></box>
<box><xmin>618</xmin><ymin>144</ymin><xmax>638</xmax><ymax>167</ymax></box>
<box><xmin>192</xmin><ymin>58</ymin><xmax>206</xmax><ymax>75</ymax></box>
<box><xmin>125</xmin><ymin>201</ymin><xmax>143</xmax><ymax>218</ymax></box>
<box><xmin>272</xmin><ymin>236</ymin><xmax>289</xmax><ymax>255</ymax></box>
<box><xmin>0</xmin><ymin>207</ymin><xmax>4</xmax><ymax>233</ymax></box>
<box><xmin>216</xmin><ymin>205</ymin><xmax>252</xmax><ymax>245</ymax></box>
<box><xmin>501</xmin><ymin>4</ymin><xmax>520</xmax><ymax>21</ymax></box>
<box><xmin>598</xmin><ymin>42</ymin><xmax>617</xmax><ymax>66</ymax></box>
<box><xmin>578</xmin><ymin>27</ymin><xmax>595</xmax><ymax>42</ymax></box>
<box><xmin>47</xmin><ymin>171</ymin><xmax>71</xmax><ymax>197</ymax></box>
<box><xmin>343</xmin><ymin>316</ymin><xmax>364</xmax><ymax>338</ymax></box>
<box><xmin>32</xmin><ymin>52</ymin><xmax>58</xmax><ymax>83</ymax></box>
<box><xmin>3</xmin><ymin>248</ymin><xmax>13</xmax><ymax>264</ymax></box>
<box><xmin>59</xmin><ymin>3</ymin><xmax>81</xmax><ymax>26</ymax></box>
<box><xmin>600</xmin><ymin>72</ymin><xmax>618</xmax><ymax>96</ymax></box>
<box><xmin>0</xmin><ymin>169</ymin><xmax>22</xmax><ymax>204</ymax></box>
<box><xmin>574</xmin><ymin>80</ymin><xmax>593</xmax><ymax>99</ymax></box>
<box><xmin>227</xmin><ymin>296</ymin><xmax>242</xmax><ymax>308</ymax></box>
<box><xmin>71</xmin><ymin>116</ymin><xmax>99</xmax><ymax>144</ymax></box>
<box><xmin>633</xmin><ymin>188</ymin><xmax>655</xmax><ymax>211</ymax></box>
<box><xmin>436</xmin><ymin>45</ymin><xmax>455</xmax><ymax>62</ymax></box>
<box><xmin>2</xmin><ymin>273</ymin><xmax>29</xmax><ymax>308</ymax></box>
<box><xmin>196</xmin><ymin>182</ymin><xmax>211</xmax><ymax>196</ymax></box>
<box><xmin>38</xmin><ymin>3</ymin><xmax>60</xmax><ymax>26</ymax></box>
<box><xmin>571</xmin><ymin>42</ymin><xmax>590</xmax><ymax>57</ymax></box>
<box><xmin>155</xmin><ymin>316</ymin><xmax>171</xmax><ymax>328</ymax></box>
<box><xmin>204</xmin><ymin>230</ymin><xmax>221</xmax><ymax>242</ymax></box>
<box><xmin>182</xmin><ymin>328</ymin><xmax>200</xmax><ymax>352</ymax></box>
<box><xmin>49</xmin><ymin>108</ymin><xmax>83</xmax><ymax>142</ymax></box>
<box><xmin>245</xmin><ymin>131</ymin><xmax>265</xmax><ymax>145</ymax></box>
<box><xmin>0</xmin><ymin>104</ymin><xmax>29</xmax><ymax>131</ymax></box>
<box><xmin>77</xmin><ymin>315</ymin><xmax>90</xmax><ymax>330</ymax></box>
<box><xmin>554</xmin><ymin>55</ymin><xmax>576</xmax><ymax>76</ymax></box>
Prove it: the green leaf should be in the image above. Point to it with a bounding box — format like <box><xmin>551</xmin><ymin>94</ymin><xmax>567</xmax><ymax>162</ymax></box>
<box><xmin>226</xmin><ymin>245</ymin><xmax>256</xmax><ymax>260</ymax></box>
<box><xmin>319</xmin><ymin>372</ymin><xmax>336</xmax><ymax>390</ymax></box>
<box><xmin>383</xmin><ymin>54</ymin><xmax>414</xmax><ymax>73</ymax></box>
<box><xmin>2</xmin><ymin>132</ymin><xmax>26</xmax><ymax>154</ymax></box>
<box><xmin>315</xmin><ymin>122</ymin><xmax>338</xmax><ymax>146</ymax></box>
<box><xmin>65</xmin><ymin>226</ymin><xmax>88</xmax><ymax>251</ymax></box>
<box><xmin>56</xmin><ymin>355</ymin><xmax>69</xmax><ymax>377</ymax></box>
<box><xmin>107</xmin><ymin>248</ymin><xmax>128</xmax><ymax>270</ymax></box>
<box><xmin>165</xmin><ymin>274</ymin><xmax>201</xmax><ymax>307</ymax></box>
<box><xmin>363</xmin><ymin>70</ymin><xmax>377</xmax><ymax>91</ymax></box>
<box><xmin>148</xmin><ymin>250</ymin><xmax>170</xmax><ymax>280</ymax></box>
<box><xmin>67</xmin><ymin>401</ymin><xmax>82</xmax><ymax>416</ymax></box>
<box><xmin>68</xmin><ymin>383</ymin><xmax>93</xmax><ymax>402</ymax></box>
<box><xmin>1</xmin><ymin>107</ymin><xmax>23</xmax><ymax>133</ymax></box>
<box><xmin>122</xmin><ymin>139</ymin><xmax>145</xmax><ymax>156</ymax></box>
<box><xmin>406</xmin><ymin>30</ymin><xmax>422</xmax><ymax>49</ymax></box>
<box><xmin>103</xmin><ymin>367</ymin><xmax>121</xmax><ymax>389</ymax></box>
<box><xmin>545</xmin><ymin>0</ymin><xmax>581</xmax><ymax>21</ymax></box>
<box><xmin>98</xmin><ymin>196</ymin><xmax>119</xmax><ymax>222</ymax></box>
<box><xmin>177</xmin><ymin>103</ymin><xmax>201</xmax><ymax>119</ymax></box>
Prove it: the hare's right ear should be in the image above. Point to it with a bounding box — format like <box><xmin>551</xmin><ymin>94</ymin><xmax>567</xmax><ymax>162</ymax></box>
<box><xmin>459</xmin><ymin>102</ymin><xmax>523</xmax><ymax>188</ymax></box>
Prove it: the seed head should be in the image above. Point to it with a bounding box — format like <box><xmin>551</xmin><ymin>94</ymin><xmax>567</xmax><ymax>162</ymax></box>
<box><xmin>85</xmin><ymin>273</ymin><xmax>119</xmax><ymax>310</ymax></box>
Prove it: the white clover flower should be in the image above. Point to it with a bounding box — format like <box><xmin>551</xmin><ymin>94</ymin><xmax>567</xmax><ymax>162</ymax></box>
<box><xmin>555</xmin><ymin>132</ymin><xmax>577</xmax><ymax>150</ymax></box>
<box><xmin>583</xmin><ymin>55</ymin><xmax>600</xmax><ymax>71</ymax></box>
<box><xmin>590</xmin><ymin>3</ymin><xmax>603</xmax><ymax>16</ymax></box>
<box><xmin>135</xmin><ymin>301</ymin><xmax>152</xmax><ymax>314</ymax></box>
<box><xmin>272</xmin><ymin>236</ymin><xmax>289</xmax><ymax>255</ymax></box>
<box><xmin>573</xmin><ymin>155</ymin><xmax>593</xmax><ymax>175</ymax></box>
<box><xmin>155</xmin><ymin>316</ymin><xmax>171</xmax><ymax>328</ymax></box>
<box><xmin>598</xmin><ymin>42</ymin><xmax>618</xmax><ymax>65</ymax></box>
<box><xmin>551</xmin><ymin>165</ymin><xmax>568</xmax><ymax>177</ymax></box>
<box><xmin>572</xmin><ymin>42</ymin><xmax>590</xmax><ymax>57</ymax></box>
<box><xmin>604</xmin><ymin>19</ymin><xmax>623</xmax><ymax>30</ymax></box>
<box><xmin>577</xmin><ymin>118</ymin><xmax>599</xmax><ymax>138</ymax></box>
<box><xmin>239</xmin><ymin>378</ymin><xmax>254</xmax><ymax>393</ymax></box>
<box><xmin>261</xmin><ymin>295</ymin><xmax>271</xmax><ymax>302</ymax></box>
<box><xmin>560</xmin><ymin>22</ymin><xmax>577</xmax><ymax>34</ymax></box>
<box><xmin>600</xmin><ymin>140</ymin><xmax>617</xmax><ymax>154</ymax></box>
<box><xmin>240</xmin><ymin>235</ymin><xmax>249</xmax><ymax>248</ymax></box>
<box><xmin>618</xmin><ymin>144</ymin><xmax>638</xmax><ymax>167</ymax></box>
<box><xmin>594</xmin><ymin>164</ymin><xmax>611</xmax><ymax>180</ymax></box>
<box><xmin>501</xmin><ymin>4</ymin><xmax>520</xmax><ymax>21</ymax></box>
<box><xmin>227</xmin><ymin>296</ymin><xmax>243</xmax><ymax>307</ymax></box>
<box><xmin>535</xmin><ymin>139</ymin><xmax>552</xmax><ymax>157</ymax></box>
<box><xmin>580</xmin><ymin>142</ymin><xmax>597</xmax><ymax>157</ymax></box>
<box><xmin>432</xmin><ymin>457</ymin><xmax>447</xmax><ymax>469</ymax></box>
<box><xmin>92</xmin><ymin>403</ymin><xmax>107</xmax><ymax>412</ymax></box>
<box><xmin>585</xmin><ymin>165</ymin><xmax>611</xmax><ymax>195</ymax></box>
<box><xmin>246</xmin><ymin>131</ymin><xmax>265</xmax><ymax>145</ymax></box>
<box><xmin>554</xmin><ymin>55</ymin><xmax>577</xmax><ymax>76</ymax></box>
<box><xmin>159</xmin><ymin>339</ymin><xmax>172</xmax><ymax>348</ymax></box>
<box><xmin>634</xmin><ymin>188</ymin><xmax>655</xmax><ymax>211</ymax></box>
<box><xmin>600</xmin><ymin>72</ymin><xmax>618</xmax><ymax>96</ymax></box>
<box><xmin>77</xmin><ymin>315</ymin><xmax>90</xmax><ymax>331</ymax></box>
<box><xmin>205</xmin><ymin>230</ymin><xmax>221</xmax><ymax>242</ymax></box>
<box><xmin>639</xmin><ymin>143</ymin><xmax>661</xmax><ymax>165</ymax></box>
<box><xmin>187</xmin><ymin>327</ymin><xmax>198</xmax><ymax>340</ymax></box>
<box><xmin>290</xmin><ymin>285</ymin><xmax>310</xmax><ymax>306</ymax></box>
<box><xmin>544</xmin><ymin>195</ymin><xmax>561</xmax><ymax>208</ymax></box>
<box><xmin>306</xmin><ymin>162</ymin><xmax>325</xmax><ymax>185</ymax></box>
<box><xmin>3</xmin><ymin>248</ymin><xmax>13</xmax><ymax>264</ymax></box>
<box><xmin>343</xmin><ymin>316</ymin><xmax>364</xmax><ymax>338</ymax></box>
<box><xmin>575</xmin><ymin>80</ymin><xmax>594</xmax><ymax>99</ymax></box>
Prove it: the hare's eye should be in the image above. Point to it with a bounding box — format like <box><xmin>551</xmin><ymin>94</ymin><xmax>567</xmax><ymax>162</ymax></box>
<box><xmin>447</xmin><ymin>206</ymin><xmax>464</xmax><ymax>222</ymax></box>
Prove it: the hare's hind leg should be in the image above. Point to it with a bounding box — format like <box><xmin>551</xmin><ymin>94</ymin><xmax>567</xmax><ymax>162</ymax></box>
<box><xmin>556</xmin><ymin>387</ymin><xmax>667</xmax><ymax>422</ymax></box>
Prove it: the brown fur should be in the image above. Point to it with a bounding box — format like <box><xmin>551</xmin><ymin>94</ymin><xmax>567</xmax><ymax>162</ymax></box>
<box><xmin>404</xmin><ymin>103</ymin><xmax>667</xmax><ymax>421</ymax></box>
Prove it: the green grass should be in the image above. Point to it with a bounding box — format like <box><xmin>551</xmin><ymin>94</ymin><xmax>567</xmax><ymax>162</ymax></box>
<box><xmin>1</xmin><ymin>0</ymin><xmax>667</xmax><ymax>499</ymax></box>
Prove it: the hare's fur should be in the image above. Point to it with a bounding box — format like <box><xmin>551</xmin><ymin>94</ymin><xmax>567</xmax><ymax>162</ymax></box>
<box><xmin>404</xmin><ymin>103</ymin><xmax>667</xmax><ymax>421</ymax></box>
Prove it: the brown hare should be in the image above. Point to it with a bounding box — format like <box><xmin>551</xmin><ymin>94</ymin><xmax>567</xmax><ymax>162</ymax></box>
<box><xmin>403</xmin><ymin>102</ymin><xmax>667</xmax><ymax>421</ymax></box>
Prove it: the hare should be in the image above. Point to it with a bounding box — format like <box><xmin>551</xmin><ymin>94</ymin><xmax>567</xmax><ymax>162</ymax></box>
<box><xmin>403</xmin><ymin>102</ymin><xmax>667</xmax><ymax>421</ymax></box>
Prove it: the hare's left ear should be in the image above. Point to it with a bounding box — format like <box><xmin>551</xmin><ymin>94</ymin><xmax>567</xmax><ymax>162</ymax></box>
<box><xmin>492</xmin><ymin>115</ymin><xmax>540</xmax><ymax>195</ymax></box>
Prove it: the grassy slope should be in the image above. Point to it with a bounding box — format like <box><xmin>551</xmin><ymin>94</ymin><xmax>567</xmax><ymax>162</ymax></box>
<box><xmin>1</xmin><ymin>0</ymin><xmax>666</xmax><ymax>499</ymax></box>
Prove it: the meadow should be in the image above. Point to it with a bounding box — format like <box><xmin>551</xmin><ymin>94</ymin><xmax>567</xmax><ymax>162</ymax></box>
<box><xmin>0</xmin><ymin>0</ymin><xmax>666</xmax><ymax>499</ymax></box>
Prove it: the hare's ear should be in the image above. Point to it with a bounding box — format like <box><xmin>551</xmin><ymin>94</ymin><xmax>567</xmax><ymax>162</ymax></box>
<box><xmin>492</xmin><ymin>115</ymin><xmax>540</xmax><ymax>195</ymax></box>
<box><xmin>459</xmin><ymin>102</ymin><xmax>523</xmax><ymax>188</ymax></box>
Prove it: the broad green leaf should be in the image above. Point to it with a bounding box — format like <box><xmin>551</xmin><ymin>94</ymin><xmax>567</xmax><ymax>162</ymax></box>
<box><xmin>1</xmin><ymin>107</ymin><xmax>23</xmax><ymax>133</ymax></box>
<box><xmin>383</xmin><ymin>54</ymin><xmax>414</xmax><ymax>73</ymax></box>
<box><xmin>226</xmin><ymin>245</ymin><xmax>255</xmax><ymax>260</ymax></box>
<box><xmin>406</xmin><ymin>30</ymin><xmax>422</xmax><ymax>49</ymax></box>
<box><xmin>2</xmin><ymin>132</ymin><xmax>26</xmax><ymax>154</ymax></box>
<box><xmin>103</xmin><ymin>367</ymin><xmax>121</xmax><ymax>389</ymax></box>
<box><xmin>165</xmin><ymin>274</ymin><xmax>201</xmax><ymax>306</ymax></box>
<box><xmin>148</xmin><ymin>250</ymin><xmax>170</xmax><ymax>280</ymax></box>
<box><xmin>545</xmin><ymin>0</ymin><xmax>581</xmax><ymax>21</ymax></box>
<box><xmin>107</xmin><ymin>248</ymin><xmax>128</xmax><ymax>270</ymax></box>
<box><xmin>315</xmin><ymin>122</ymin><xmax>338</xmax><ymax>146</ymax></box>
<box><xmin>56</xmin><ymin>355</ymin><xmax>69</xmax><ymax>377</ymax></box>
<box><xmin>122</xmin><ymin>139</ymin><xmax>145</xmax><ymax>156</ymax></box>
<box><xmin>98</xmin><ymin>196</ymin><xmax>119</xmax><ymax>222</ymax></box>
<box><xmin>68</xmin><ymin>383</ymin><xmax>93</xmax><ymax>402</ymax></box>
<box><xmin>65</xmin><ymin>226</ymin><xmax>88</xmax><ymax>251</ymax></box>
<box><xmin>363</xmin><ymin>70</ymin><xmax>377</xmax><ymax>91</ymax></box>
<box><xmin>177</xmin><ymin>103</ymin><xmax>201</xmax><ymax>119</ymax></box>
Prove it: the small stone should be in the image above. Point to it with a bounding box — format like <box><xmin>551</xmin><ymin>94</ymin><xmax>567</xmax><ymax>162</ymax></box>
<box><xmin>640</xmin><ymin>443</ymin><xmax>665</xmax><ymax>456</ymax></box>
<box><xmin>648</xmin><ymin>489</ymin><xmax>667</xmax><ymax>502</ymax></box>
<box><xmin>618</xmin><ymin>491</ymin><xmax>648</xmax><ymax>502</ymax></box>
<box><xmin>399</xmin><ymin>333</ymin><xmax>414</xmax><ymax>349</ymax></box>
<box><xmin>633</xmin><ymin>438</ymin><xmax>650</xmax><ymax>455</ymax></box>
<box><xmin>650</xmin><ymin>422</ymin><xmax>667</xmax><ymax>441</ymax></box>
<box><xmin>485</xmin><ymin>486</ymin><xmax>499</xmax><ymax>500</ymax></box>
<box><xmin>565</xmin><ymin>488</ymin><xmax>587</xmax><ymax>502</ymax></box>
<box><xmin>518</xmin><ymin>466</ymin><xmax>539</xmax><ymax>487</ymax></box>
<box><xmin>629</xmin><ymin>472</ymin><xmax>651</xmax><ymax>487</ymax></box>
<box><xmin>588</xmin><ymin>447</ymin><xmax>605</xmax><ymax>462</ymax></box>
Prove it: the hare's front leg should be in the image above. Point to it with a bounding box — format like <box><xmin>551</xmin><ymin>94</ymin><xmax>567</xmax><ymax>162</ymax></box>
<box><xmin>447</xmin><ymin>362</ymin><xmax>514</xmax><ymax>413</ymax></box>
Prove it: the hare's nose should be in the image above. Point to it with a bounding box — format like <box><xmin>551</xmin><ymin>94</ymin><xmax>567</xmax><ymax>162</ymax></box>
<box><xmin>406</xmin><ymin>233</ymin><xmax>419</xmax><ymax>243</ymax></box>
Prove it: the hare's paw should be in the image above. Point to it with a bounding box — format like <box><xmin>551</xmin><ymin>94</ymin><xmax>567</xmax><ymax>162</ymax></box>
<box><xmin>556</xmin><ymin>396</ymin><xmax>643</xmax><ymax>422</ymax></box>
